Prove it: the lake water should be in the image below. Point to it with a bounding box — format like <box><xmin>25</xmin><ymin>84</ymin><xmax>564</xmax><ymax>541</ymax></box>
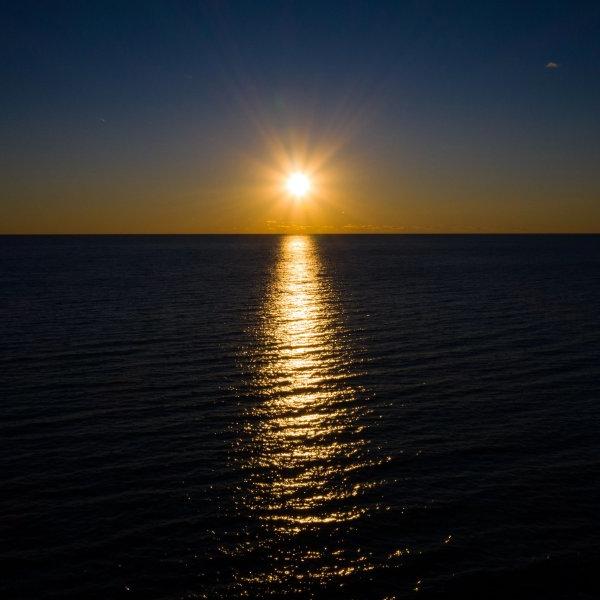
<box><xmin>2</xmin><ymin>235</ymin><xmax>599</xmax><ymax>599</ymax></box>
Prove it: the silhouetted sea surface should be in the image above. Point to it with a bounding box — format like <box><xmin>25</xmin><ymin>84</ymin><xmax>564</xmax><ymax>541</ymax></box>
<box><xmin>2</xmin><ymin>234</ymin><xmax>600</xmax><ymax>600</ymax></box>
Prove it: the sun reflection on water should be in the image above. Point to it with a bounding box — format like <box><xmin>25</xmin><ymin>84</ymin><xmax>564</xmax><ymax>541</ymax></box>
<box><xmin>233</xmin><ymin>235</ymin><xmax>378</xmax><ymax>592</ymax></box>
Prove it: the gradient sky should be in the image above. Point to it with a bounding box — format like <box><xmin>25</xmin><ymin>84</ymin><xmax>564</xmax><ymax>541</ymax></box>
<box><xmin>2</xmin><ymin>1</ymin><xmax>600</xmax><ymax>233</ymax></box>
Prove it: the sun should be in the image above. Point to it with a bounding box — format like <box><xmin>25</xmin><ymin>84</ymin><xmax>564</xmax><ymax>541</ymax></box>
<box><xmin>285</xmin><ymin>172</ymin><xmax>312</xmax><ymax>198</ymax></box>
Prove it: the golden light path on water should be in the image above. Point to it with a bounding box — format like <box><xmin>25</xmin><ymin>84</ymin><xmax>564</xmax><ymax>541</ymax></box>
<box><xmin>232</xmin><ymin>236</ymin><xmax>383</xmax><ymax>594</ymax></box>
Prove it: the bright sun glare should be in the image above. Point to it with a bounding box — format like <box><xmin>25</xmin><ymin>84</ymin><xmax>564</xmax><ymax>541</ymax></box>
<box><xmin>285</xmin><ymin>172</ymin><xmax>311</xmax><ymax>198</ymax></box>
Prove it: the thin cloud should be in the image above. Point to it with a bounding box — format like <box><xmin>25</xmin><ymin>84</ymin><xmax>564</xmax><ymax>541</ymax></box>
<box><xmin>545</xmin><ymin>61</ymin><xmax>559</xmax><ymax>69</ymax></box>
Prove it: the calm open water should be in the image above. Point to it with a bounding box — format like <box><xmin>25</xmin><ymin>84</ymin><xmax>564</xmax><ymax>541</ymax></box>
<box><xmin>1</xmin><ymin>234</ymin><xmax>600</xmax><ymax>599</ymax></box>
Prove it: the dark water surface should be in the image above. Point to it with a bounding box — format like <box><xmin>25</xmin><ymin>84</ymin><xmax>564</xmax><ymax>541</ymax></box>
<box><xmin>2</xmin><ymin>235</ymin><xmax>600</xmax><ymax>599</ymax></box>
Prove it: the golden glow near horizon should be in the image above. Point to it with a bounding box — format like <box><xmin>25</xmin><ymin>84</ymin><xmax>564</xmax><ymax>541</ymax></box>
<box><xmin>285</xmin><ymin>171</ymin><xmax>312</xmax><ymax>199</ymax></box>
<box><xmin>10</xmin><ymin>118</ymin><xmax>599</xmax><ymax>234</ymax></box>
<box><xmin>4</xmin><ymin>120</ymin><xmax>600</xmax><ymax>233</ymax></box>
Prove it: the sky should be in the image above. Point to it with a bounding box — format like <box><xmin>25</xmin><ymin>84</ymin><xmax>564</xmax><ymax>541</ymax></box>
<box><xmin>2</xmin><ymin>0</ymin><xmax>600</xmax><ymax>233</ymax></box>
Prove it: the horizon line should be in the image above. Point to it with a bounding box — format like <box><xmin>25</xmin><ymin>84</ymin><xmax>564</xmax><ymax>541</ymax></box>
<box><xmin>1</xmin><ymin>232</ymin><xmax>599</xmax><ymax>236</ymax></box>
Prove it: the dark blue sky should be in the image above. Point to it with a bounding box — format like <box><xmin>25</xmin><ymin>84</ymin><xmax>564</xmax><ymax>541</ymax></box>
<box><xmin>2</xmin><ymin>1</ymin><xmax>600</xmax><ymax>232</ymax></box>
